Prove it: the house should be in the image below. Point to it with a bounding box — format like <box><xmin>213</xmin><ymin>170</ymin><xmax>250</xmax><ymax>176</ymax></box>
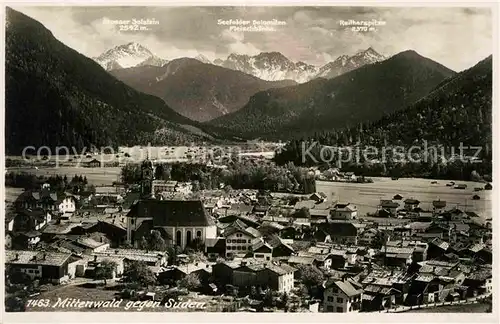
<box><xmin>317</xmin><ymin>222</ymin><xmax>360</xmax><ymax>245</ymax></box>
<box><xmin>158</xmin><ymin>262</ymin><xmax>211</xmax><ymax>285</ymax></box>
<box><xmin>257</xmin><ymin>263</ymin><xmax>295</xmax><ymax>292</ymax></box>
<box><xmin>58</xmin><ymin>195</ymin><xmax>77</xmax><ymax>214</ymax></box>
<box><xmin>126</xmin><ymin>200</ymin><xmax>217</xmax><ymax>250</ymax></box>
<box><xmin>404</xmin><ymin>199</ymin><xmax>420</xmax><ymax>210</ymax></box>
<box><xmin>5</xmin><ymin>250</ymin><xmax>72</xmax><ymax>284</ymax></box>
<box><xmin>310</xmin><ymin>208</ymin><xmax>331</xmax><ymax>223</ymax></box>
<box><xmin>229</xmin><ymin>261</ymin><xmax>296</xmax><ymax>293</ymax></box>
<box><xmin>427</xmin><ymin>238</ymin><xmax>450</xmax><ymax>259</ymax></box>
<box><xmin>484</xmin><ymin>183</ymin><xmax>492</xmax><ymax>190</ymax></box>
<box><xmin>393</xmin><ymin>194</ymin><xmax>403</xmax><ymax>200</ymax></box>
<box><xmin>323</xmin><ymin>279</ymin><xmax>362</xmax><ymax>312</ymax></box>
<box><xmin>222</xmin><ymin>220</ymin><xmax>262</xmax><ymax>258</ymax></box>
<box><xmin>205</xmin><ymin>238</ymin><xmax>226</xmax><ymax>259</ymax></box>
<box><xmin>331</xmin><ymin>203</ymin><xmax>357</xmax><ymax>220</ymax></box>
<box><xmin>310</xmin><ymin>192</ymin><xmax>327</xmax><ymax>203</ymax></box>
<box><xmin>362</xmin><ymin>284</ymin><xmax>400</xmax><ymax>311</ymax></box>
<box><xmin>463</xmin><ymin>266</ymin><xmax>492</xmax><ymax>296</ymax></box>
<box><xmin>85</xmin><ymin>158</ymin><xmax>102</xmax><ymax>168</ymax></box>
<box><xmin>253</xmin><ymin>205</ymin><xmax>270</xmax><ymax>217</ymax></box>
<box><xmin>382</xmin><ymin>246</ymin><xmax>414</xmax><ymax>267</ymax></box>
<box><xmin>212</xmin><ymin>261</ymin><xmax>240</xmax><ymax>286</ymax></box>
<box><xmin>387</xmin><ymin>240</ymin><xmax>428</xmax><ymax>262</ymax></box>
<box><xmin>13</xmin><ymin>209</ymin><xmax>52</xmax><ymax>232</ymax></box>
<box><xmin>16</xmin><ymin>190</ymin><xmax>58</xmax><ymax>211</ymax></box>
<box><xmin>378</xmin><ymin>200</ymin><xmax>399</xmax><ymax>216</ymax></box>
<box><xmin>432</xmin><ymin>200</ymin><xmax>447</xmax><ymax>213</ymax></box>
<box><xmin>253</xmin><ymin>235</ymin><xmax>295</xmax><ymax>261</ymax></box>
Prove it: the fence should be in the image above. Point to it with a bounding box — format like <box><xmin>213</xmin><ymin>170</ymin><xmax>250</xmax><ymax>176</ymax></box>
<box><xmin>385</xmin><ymin>293</ymin><xmax>491</xmax><ymax>313</ymax></box>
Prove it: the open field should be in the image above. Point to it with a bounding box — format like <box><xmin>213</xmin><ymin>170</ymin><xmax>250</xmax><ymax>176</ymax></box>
<box><xmin>6</xmin><ymin>167</ymin><xmax>122</xmax><ymax>186</ymax></box>
<box><xmin>316</xmin><ymin>178</ymin><xmax>492</xmax><ymax>220</ymax></box>
<box><xmin>5</xmin><ymin>167</ymin><xmax>492</xmax><ymax>220</ymax></box>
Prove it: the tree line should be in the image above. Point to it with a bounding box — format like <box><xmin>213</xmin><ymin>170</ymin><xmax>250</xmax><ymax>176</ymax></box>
<box><xmin>120</xmin><ymin>160</ymin><xmax>317</xmax><ymax>194</ymax></box>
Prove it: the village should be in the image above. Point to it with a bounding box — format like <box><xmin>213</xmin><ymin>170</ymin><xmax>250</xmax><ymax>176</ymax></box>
<box><xmin>4</xmin><ymin>158</ymin><xmax>493</xmax><ymax>313</ymax></box>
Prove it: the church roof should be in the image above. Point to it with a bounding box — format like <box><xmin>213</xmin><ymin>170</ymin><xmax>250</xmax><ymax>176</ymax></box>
<box><xmin>127</xmin><ymin>200</ymin><xmax>215</xmax><ymax>227</ymax></box>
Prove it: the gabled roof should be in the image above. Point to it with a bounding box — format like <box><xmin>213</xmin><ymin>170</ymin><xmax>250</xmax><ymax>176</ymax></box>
<box><xmin>404</xmin><ymin>199</ymin><xmax>420</xmax><ymax>204</ymax></box>
<box><xmin>429</xmin><ymin>238</ymin><xmax>449</xmax><ymax>250</ymax></box>
<box><xmin>287</xmin><ymin>255</ymin><xmax>316</xmax><ymax>265</ymax></box>
<box><xmin>379</xmin><ymin>200</ymin><xmax>399</xmax><ymax>208</ymax></box>
<box><xmin>127</xmin><ymin>199</ymin><xmax>215</xmax><ymax>227</ymax></box>
<box><xmin>261</xmin><ymin>263</ymin><xmax>295</xmax><ymax>275</ymax></box>
<box><xmin>325</xmin><ymin>279</ymin><xmax>362</xmax><ymax>297</ymax></box>
<box><xmin>333</xmin><ymin>203</ymin><xmax>356</xmax><ymax>211</ymax></box>
<box><xmin>294</xmin><ymin>200</ymin><xmax>316</xmax><ymax>210</ymax></box>
<box><xmin>6</xmin><ymin>250</ymin><xmax>71</xmax><ymax>267</ymax></box>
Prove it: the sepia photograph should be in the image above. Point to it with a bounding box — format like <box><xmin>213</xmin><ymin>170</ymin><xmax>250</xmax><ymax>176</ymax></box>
<box><xmin>1</xmin><ymin>2</ymin><xmax>496</xmax><ymax>320</ymax></box>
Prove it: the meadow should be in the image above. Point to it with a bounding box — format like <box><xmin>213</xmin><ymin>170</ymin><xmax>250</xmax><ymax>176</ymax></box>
<box><xmin>316</xmin><ymin>178</ymin><xmax>492</xmax><ymax>220</ymax></box>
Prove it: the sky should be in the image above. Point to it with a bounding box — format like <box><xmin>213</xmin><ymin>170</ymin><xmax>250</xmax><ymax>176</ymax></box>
<box><xmin>12</xmin><ymin>6</ymin><xmax>493</xmax><ymax>71</ymax></box>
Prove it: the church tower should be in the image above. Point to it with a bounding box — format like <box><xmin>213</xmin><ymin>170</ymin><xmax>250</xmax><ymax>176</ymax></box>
<box><xmin>140</xmin><ymin>158</ymin><xmax>154</xmax><ymax>199</ymax></box>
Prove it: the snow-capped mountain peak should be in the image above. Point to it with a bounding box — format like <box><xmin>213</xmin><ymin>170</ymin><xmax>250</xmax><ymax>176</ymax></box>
<box><xmin>94</xmin><ymin>42</ymin><xmax>167</xmax><ymax>71</ymax></box>
<box><xmin>216</xmin><ymin>52</ymin><xmax>317</xmax><ymax>83</ymax></box>
<box><xmin>214</xmin><ymin>48</ymin><xmax>387</xmax><ymax>83</ymax></box>
<box><xmin>195</xmin><ymin>54</ymin><xmax>212</xmax><ymax>64</ymax></box>
<box><xmin>350</xmin><ymin>46</ymin><xmax>385</xmax><ymax>64</ymax></box>
<box><xmin>315</xmin><ymin>47</ymin><xmax>386</xmax><ymax>79</ymax></box>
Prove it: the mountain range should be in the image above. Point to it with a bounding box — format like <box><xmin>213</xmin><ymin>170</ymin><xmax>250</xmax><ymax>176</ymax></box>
<box><xmin>5</xmin><ymin>8</ymin><xmax>217</xmax><ymax>155</ymax></box>
<box><xmin>110</xmin><ymin>58</ymin><xmax>296</xmax><ymax>122</ymax></box>
<box><xmin>274</xmin><ymin>55</ymin><xmax>493</xmax><ymax>176</ymax></box>
<box><xmin>6</xmin><ymin>7</ymin><xmax>491</xmax><ymax>156</ymax></box>
<box><xmin>209</xmin><ymin>50</ymin><xmax>456</xmax><ymax>139</ymax></box>
<box><xmin>93</xmin><ymin>42</ymin><xmax>386</xmax><ymax>84</ymax></box>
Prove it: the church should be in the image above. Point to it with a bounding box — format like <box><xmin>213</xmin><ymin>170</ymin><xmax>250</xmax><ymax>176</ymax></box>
<box><xmin>125</xmin><ymin>159</ymin><xmax>217</xmax><ymax>249</ymax></box>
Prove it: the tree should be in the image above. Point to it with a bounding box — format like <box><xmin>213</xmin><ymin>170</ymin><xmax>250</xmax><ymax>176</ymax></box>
<box><xmin>294</xmin><ymin>283</ymin><xmax>310</xmax><ymax>300</ymax></box>
<box><xmin>167</xmin><ymin>245</ymin><xmax>182</xmax><ymax>265</ymax></box>
<box><xmin>95</xmin><ymin>260</ymin><xmax>117</xmax><ymax>286</ymax></box>
<box><xmin>177</xmin><ymin>273</ymin><xmax>201</xmax><ymax>291</ymax></box>
<box><xmin>148</xmin><ymin>230</ymin><xmax>166</xmax><ymax>251</ymax></box>
<box><xmin>186</xmin><ymin>237</ymin><xmax>205</xmax><ymax>252</ymax></box>
<box><xmin>295</xmin><ymin>207</ymin><xmax>310</xmax><ymax>219</ymax></box>
<box><xmin>139</xmin><ymin>236</ymin><xmax>149</xmax><ymax>250</ymax></box>
<box><xmin>295</xmin><ymin>265</ymin><xmax>324</xmax><ymax>288</ymax></box>
<box><xmin>123</xmin><ymin>261</ymin><xmax>156</xmax><ymax>287</ymax></box>
<box><xmin>263</xmin><ymin>289</ymin><xmax>274</xmax><ymax>307</ymax></box>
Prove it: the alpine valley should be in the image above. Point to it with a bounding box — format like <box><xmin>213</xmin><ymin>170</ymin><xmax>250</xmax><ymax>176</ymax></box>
<box><xmin>5</xmin><ymin>8</ymin><xmax>222</xmax><ymax>155</ymax></box>
<box><xmin>209</xmin><ymin>50</ymin><xmax>457</xmax><ymax>139</ymax></box>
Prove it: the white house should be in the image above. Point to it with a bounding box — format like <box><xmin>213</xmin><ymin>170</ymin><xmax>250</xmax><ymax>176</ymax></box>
<box><xmin>58</xmin><ymin>196</ymin><xmax>77</xmax><ymax>214</ymax></box>
<box><xmin>331</xmin><ymin>203</ymin><xmax>358</xmax><ymax>220</ymax></box>
<box><xmin>323</xmin><ymin>279</ymin><xmax>362</xmax><ymax>313</ymax></box>
<box><xmin>222</xmin><ymin>220</ymin><xmax>262</xmax><ymax>258</ymax></box>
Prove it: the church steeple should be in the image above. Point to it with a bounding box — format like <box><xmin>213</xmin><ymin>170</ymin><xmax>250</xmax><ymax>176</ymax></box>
<box><xmin>140</xmin><ymin>157</ymin><xmax>154</xmax><ymax>199</ymax></box>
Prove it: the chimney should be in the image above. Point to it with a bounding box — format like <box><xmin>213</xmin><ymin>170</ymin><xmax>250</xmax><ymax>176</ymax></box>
<box><xmin>14</xmin><ymin>253</ymin><xmax>19</xmax><ymax>261</ymax></box>
<box><xmin>94</xmin><ymin>255</ymin><xmax>97</xmax><ymax>262</ymax></box>
<box><xmin>43</xmin><ymin>253</ymin><xmax>47</xmax><ymax>260</ymax></box>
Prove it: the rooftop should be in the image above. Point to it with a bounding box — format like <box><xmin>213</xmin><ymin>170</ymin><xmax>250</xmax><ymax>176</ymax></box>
<box><xmin>6</xmin><ymin>250</ymin><xmax>71</xmax><ymax>267</ymax></box>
